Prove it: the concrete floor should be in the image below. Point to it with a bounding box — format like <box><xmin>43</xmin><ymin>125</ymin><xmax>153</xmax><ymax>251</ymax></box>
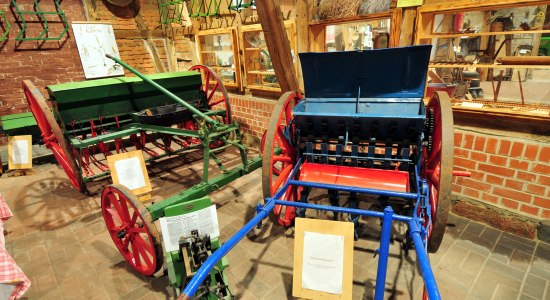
<box><xmin>0</xmin><ymin>148</ymin><xmax>549</xmax><ymax>300</ymax></box>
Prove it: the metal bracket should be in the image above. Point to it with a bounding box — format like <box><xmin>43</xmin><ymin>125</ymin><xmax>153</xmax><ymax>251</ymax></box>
<box><xmin>187</xmin><ymin>0</ymin><xmax>222</xmax><ymax>18</ymax></box>
<box><xmin>10</xmin><ymin>0</ymin><xmax>69</xmax><ymax>42</ymax></box>
<box><xmin>0</xmin><ymin>9</ymin><xmax>11</xmax><ymax>42</ymax></box>
<box><xmin>158</xmin><ymin>0</ymin><xmax>186</xmax><ymax>25</ymax></box>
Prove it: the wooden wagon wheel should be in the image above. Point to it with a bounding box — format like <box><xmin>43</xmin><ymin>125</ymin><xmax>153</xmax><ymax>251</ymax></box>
<box><xmin>101</xmin><ymin>185</ymin><xmax>163</xmax><ymax>276</ymax></box>
<box><xmin>188</xmin><ymin>65</ymin><xmax>232</xmax><ymax>124</ymax></box>
<box><xmin>262</xmin><ymin>91</ymin><xmax>303</xmax><ymax>227</ymax></box>
<box><xmin>22</xmin><ymin>80</ymin><xmax>86</xmax><ymax>193</ymax></box>
<box><xmin>422</xmin><ymin>91</ymin><xmax>454</xmax><ymax>253</ymax></box>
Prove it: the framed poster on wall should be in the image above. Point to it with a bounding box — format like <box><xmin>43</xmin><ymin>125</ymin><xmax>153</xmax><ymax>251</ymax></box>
<box><xmin>72</xmin><ymin>22</ymin><xmax>124</xmax><ymax>79</ymax></box>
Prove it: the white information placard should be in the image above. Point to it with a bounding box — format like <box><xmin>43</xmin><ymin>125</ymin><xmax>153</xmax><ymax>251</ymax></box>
<box><xmin>72</xmin><ymin>22</ymin><xmax>124</xmax><ymax>79</ymax></box>
<box><xmin>114</xmin><ymin>156</ymin><xmax>146</xmax><ymax>190</ymax></box>
<box><xmin>8</xmin><ymin>135</ymin><xmax>32</xmax><ymax>170</ymax></box>
<box><xmin>159</xmin><ymin>205</ymin><xmax>220</xmax><ymax>252</ymax></box>
<box><xmin>302</xmin><ymin>232</ymin><xmax>345</xmax><ymax>294</ymax></box>
<box><xmin>11</xmin><ymin>140</ymin><xmax>29</xmax><ymax>165</ymax></box>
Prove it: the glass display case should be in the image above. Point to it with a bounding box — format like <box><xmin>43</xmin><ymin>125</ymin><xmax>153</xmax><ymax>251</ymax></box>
<box><xmin>196</xmin><ymin>28</ymin><xmax>241</xmax><ymax>89</ymax></box>
<box><xmin>325</xmin><ymin>18</ymin><xmax>391</xmax><ymax>51</ymax></box>
<box><xmin>416</xmin><ymin>3</ymin><xmax>550</xmax><ymax>114</ymax></box>
<box><xmin>240</xmin><ymin>22</ymin><xmax>296</xmax><ymax>92</ymax></box>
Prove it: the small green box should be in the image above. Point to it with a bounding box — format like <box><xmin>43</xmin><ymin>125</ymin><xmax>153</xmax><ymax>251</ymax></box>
<box><xmin>0</xmin><ymin>112</ymin><xmax>40</xmax><ymax>142</ymax></box>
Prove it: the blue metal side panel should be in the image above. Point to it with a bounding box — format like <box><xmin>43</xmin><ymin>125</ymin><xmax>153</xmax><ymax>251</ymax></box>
<box><xmin>294</xmin><ymin>99</ymin><xmax>426</xmax><ymax>141</ymax></box>
<box><xmin>299</xmin><ymin>45</ymin><xmax>432</xmax><ymax>99</ymax></box>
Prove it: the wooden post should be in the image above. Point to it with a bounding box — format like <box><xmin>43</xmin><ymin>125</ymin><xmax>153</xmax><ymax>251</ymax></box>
<box><xmin>295</xmin><ymin>0</ymin><xmax>309</xmax><ymax>92</ymax></box>
<box><xmin>399</xmin><ymin>8</ymin><xmax>416</xmax><ymax>46</ymax></box>
<box><xmin>255</xmin><ymin>0</ymin><xmax>300</xmax><ymax>93</ymax></box>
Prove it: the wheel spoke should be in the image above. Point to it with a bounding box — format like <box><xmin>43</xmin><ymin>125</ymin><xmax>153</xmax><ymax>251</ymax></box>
<box><xmin>121</xmin><ymin>236</ymin><xmax>131</xmax><ymax>251</ymax></box>
<box><xmin>108</xmin><ymin>193</ymin><xmax>126</xmax><ymax>222</ymax></box>
<box><xmin>135</xmin><ymin>235</ymin><xmax>154</xmax><ymax>255</ymax></box>
<box><xmin>117</xmin><ymin>196</ymin><xmax>132</xmax><ymax>222</ymax></box>
<box><xmin>204</xmin><ymin>71</ymin><xmax>210</xmax><ymax>97</ymax></box>
<box><xmin>134</xmin><ymin>226</ymin><xmax>148</xmax><ymax>233</ymax></box>
<box><xmin>105</xmin><ymin>207</ymin><xmax>123</xmax><ymax>225</ymax></box>
<box><xmin>275</xmin><ymin>127</ymin><xmax>295</xmax><ymax>159</ymax></box>
<box><xmin>273</xmin><ymin>155</ymin><xmax>292</xmax><ymax>163</ymax></box>
<box><xmin>208</xmin><ymin>82</ymin><xmax>219</xmax><ymax>104</ymax></box>
<box><xmin>130</xmin><ymin>240</ymin><xmax>143</xmax><ymax>269</ymax></box>
<box><xmin>209</xmin><ymin>98</ymin><xmax>225</xmax><ymax>106</ymax></box>
<box><xmin>128</xmin><ymin>211</ymin><xmax>139</xmax><ymax>228</ymax></box>
<box><xmin>271</xmin><ymin>164</ymin><xmax>293</xmax><ymax>195</ymax></box>
<box><xmin>133</xmin><ymin>236</ymin><xmax>153</xmax><ymax>269</ymax></box>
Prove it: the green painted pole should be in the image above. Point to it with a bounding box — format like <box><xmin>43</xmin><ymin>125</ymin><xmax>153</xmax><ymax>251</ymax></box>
<box><xmin>105</xmin><ymin>54</ymin><xmax>219</xmax><ymax>127</ymax></box>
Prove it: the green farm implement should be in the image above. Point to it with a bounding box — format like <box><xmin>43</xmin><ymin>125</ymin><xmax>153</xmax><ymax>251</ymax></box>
<box><xmin>23</xmin><ymin>58</ymin><xmax>259</xmax><ymax>194</ymax></box>
<box><xmin>23</xmin><ymin>56</ymin><xmax>261</xmax><ymax>297</ymax></box>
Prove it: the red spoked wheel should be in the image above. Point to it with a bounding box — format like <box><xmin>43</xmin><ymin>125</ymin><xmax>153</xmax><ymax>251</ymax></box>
<box><xmin>22</xmin><ymin>80</ymin><xmax>86</xmax><ymax>192</ymax></box>
<box><xmin>188</xmin><ymin>65</ymin><xmax>232</xmax><ymax>124</ymax></box>
<box><xmin>101</xmin><ymin>185</ymin><xmax>163</xmax><ymax>276</ymax></box>
<box><xmin>422</xmin><ymin>91</ymin><xmax>454</xmax><ymax>253</ymax></box>
<box><xmin>262</xmin><ymin>91</ymin><xmax>303</xmax><ymax>227</ymax></box>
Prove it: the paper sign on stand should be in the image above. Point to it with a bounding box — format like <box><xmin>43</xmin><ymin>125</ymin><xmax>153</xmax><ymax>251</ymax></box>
<box><xmin>293</xmin><ymin>218</ymin><xmax>354</xmax><ymax>300</ymax></box>
<box><xmin>158</xmin><ymin>205</ymin><xmax>220</xmax><ymax>252</ymax></box>
<box><xmin>8</xmin><ymin>136</ymin><xmax>32</xmax><ymax>170</ymax></box>
<box><xmin>107</xmin><ymin>150</ymin><xmax>152</xmax><ymax>201</ymax></box>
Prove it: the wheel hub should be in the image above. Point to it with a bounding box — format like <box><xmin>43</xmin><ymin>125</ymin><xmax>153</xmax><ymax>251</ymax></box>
<box><xmin>117</xmin><ymin>229</ymin><xmax>127</xmax><ymax>239</ymax></box>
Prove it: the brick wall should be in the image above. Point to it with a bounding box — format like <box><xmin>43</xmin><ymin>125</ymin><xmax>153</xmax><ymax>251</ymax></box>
<box><xmin>92</xmin><ymin>1</ymin><xmax>167</xmax><ymax>75</ymax></box>
<box><xmin>0</xmin><ymin>0</ymin><xmax>87</xmax><ymax>144</ymax></box>
<box><xmin>228</xmin><ymin>95</ymin><xmax>275</xmax><ymax>137</ymax></box>
<box><xmin>453</xmin><ymin>128</ymin><xmax>550</xmax><ymax>220</ymax></box>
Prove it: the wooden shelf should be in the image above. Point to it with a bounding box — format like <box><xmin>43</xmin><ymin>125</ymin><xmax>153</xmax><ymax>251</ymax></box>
<box><xmin>247</xmin><ymin>70</ymin><xmax>276</xmax><ymax>75</ymax></box>
<box><xmin>248</xmin><ymin>85</ymin><xmax>281</xmax><ymax>92</ymax></box>
<box><xmin>429</xmin><ymin>63</ymin><xmax>550</xmax><ymax>69</ymax></box>
<box><xmin>209</xmin><ymin>66</ymin><xmax>234</xmax><ymax>69</ymax></box>
<box><xmin>420</xmin><ymin>29</ymin><xmax>550</xmax><ymax>39</ymax></box>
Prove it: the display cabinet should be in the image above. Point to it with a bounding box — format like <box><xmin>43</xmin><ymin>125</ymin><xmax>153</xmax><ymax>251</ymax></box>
<box><xmin>415</xmin><ymin>1</ymin><xmax>550</xmax><ymax>115</ymax></box>
<box><xmin>309</xmin><ymin>10</ymin><xmax>403</xmax><ymax>52</ymax></box>
<box><xmin>240</xmin><ymin>21</ymin><xmax>296</xmax><ymax>92</ymax></box>
<box><xmin>196</xmin><ymin>27</ymin><xmax>242</xmax><ymax>90</ymax></box>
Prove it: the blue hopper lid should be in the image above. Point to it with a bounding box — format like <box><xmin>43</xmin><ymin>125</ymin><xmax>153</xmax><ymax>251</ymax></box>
<box><xmin>299</xmin><ymin>45</ymin><xmax>432</xmax><ymax>99</ymax></box>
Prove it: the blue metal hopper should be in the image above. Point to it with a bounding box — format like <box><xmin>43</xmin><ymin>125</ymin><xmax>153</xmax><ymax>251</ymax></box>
<box><xmin>294</xmin><ymin>45</ymin><xmax>432</xmax><ymax>141</ymax></box>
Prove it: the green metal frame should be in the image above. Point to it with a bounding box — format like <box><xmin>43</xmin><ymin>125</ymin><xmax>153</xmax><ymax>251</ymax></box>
<box><xmin>10</xmin><ymin>0</ymin><xmax>69</xmax><ymax>41</ymax></box>
<box><xmin>228</xmin><ymin>0</ymin><xmax>255</xmax><ymax>11</ymax></box>
<box><xmin>164</xmin><ymin>196</ymin><xmax>231</xmax><ymax>299</ymax></box>
<box><xmin>187</xmin><ymin>0</ymin><xmax>223</xmax><ymax>18</ymax></box>
<box><xmin>159</xmin><ymin>0</ymin><xmax>186</xmax><ymax>25</ymax></box>
<box><xmin>0</xmin><ymin>9</ymin><xmax>11</xmax><ymax>42</ymax></box>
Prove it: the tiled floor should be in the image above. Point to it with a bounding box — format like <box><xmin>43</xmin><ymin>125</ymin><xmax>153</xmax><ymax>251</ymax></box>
<box><xmin>0</xmin><ymin>148</ymin><xmax>549</xmax><ymax>299</ymax></box>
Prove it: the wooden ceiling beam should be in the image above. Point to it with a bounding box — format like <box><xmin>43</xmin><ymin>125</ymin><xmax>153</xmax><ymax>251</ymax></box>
<box><xmin>255</xmin><ymin>0</ymin><xmax>300</xmax><ymax>93</ymax></box>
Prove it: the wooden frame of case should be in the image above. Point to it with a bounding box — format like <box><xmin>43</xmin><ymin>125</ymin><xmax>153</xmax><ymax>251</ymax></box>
<box><xmin>196</xmin><ymin>27</ymin><xmax>242</xmax><ymax>90</ymax></box>
<box><xmin>414</xmin><ymin>0</ymin><xmax>550</xmax><ymax>118</ymax></box>
<box><xmin>308</xmin><ymin>9</ymin><xmax>403</xmax><ymax>52</ymax></box>
<box><xmin>240</xmin><ymin>20</ymin><xmax>297</xmax><ymax>92</ymax></box>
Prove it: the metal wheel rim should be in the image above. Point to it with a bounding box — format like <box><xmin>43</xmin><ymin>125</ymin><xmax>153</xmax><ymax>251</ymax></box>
<box><xmin>22</xmin><ymin>80</ymin><xmax>86</xmax><ymax>192</ymax></box>
<box><xmin>424</xmin><ymin>91</ymin><xmax>454</xmax><ymax>253</ymax></box>
<box><xmin>261</xmin><ymin>91</ymin><xmax>302</xmax><ymax>226</ymax></box>
<box><xmin>101</xmin><ymin>185</ymin><xmax>163</xmax><ymax>276</ymax></box>
<box><xmin>189</xmin><ymin>65</ymin><xmax>232</xmax><ymax>124</ymax></box>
